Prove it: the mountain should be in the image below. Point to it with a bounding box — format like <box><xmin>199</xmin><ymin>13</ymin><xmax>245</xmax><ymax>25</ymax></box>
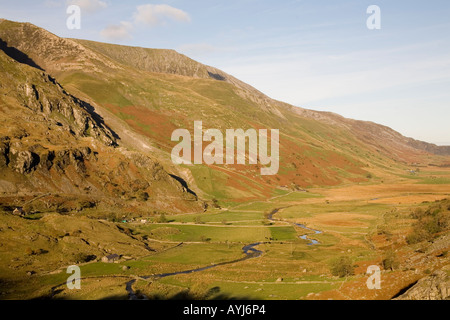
<box><xmin>0</xmin><ymin>28</ymin><xmax>203</xmax><ymax>215</ymax></box>
<box><xmin>0</xmin><ymin>18</ymin><xmax>449</xmax><ymax>207</ymax></box>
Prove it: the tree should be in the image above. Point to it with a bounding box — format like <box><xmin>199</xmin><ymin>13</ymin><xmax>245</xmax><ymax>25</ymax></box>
<box><xmin>330</xmin><ymin>256</ymin><xmax>354</xmax><ymax>278</ymax></box>
<box><xmin>382</xmin><ymin>250</ymin><xmax>399</xmax><ymax>271</ymax></box>
<box><xmin>159</xmin><ymin>213</ymin><xmax>167</xmax><ymax>223</ymax></box>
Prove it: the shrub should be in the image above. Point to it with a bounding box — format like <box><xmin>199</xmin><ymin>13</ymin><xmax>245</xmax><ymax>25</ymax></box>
<box><xmin>406</xmin><ymin>200</ymin><xmax>450</xmax><ymax>244</ymax></box>
<box><xmin>200</xmin><ymin>236</ymin><xmax>211</xmax><ymax>242</ymax></box>
<box><xmin>411</xmin><ymin>208</ymin><xmax>425</xmax><ymax>219</ymax></box>
<box><xmin>74</xmin><ymin>253</ymin><xmax>96</xmax><ymax>263</ymax></box>
<box><xmin>382</xmin><ymin>251</ymin><xmax>399</xmax><ymax>271</ymax></box>
<box><xmin>212</xmin><ymin>199</ymin><xmax>221</xmax><ymax>209</ymax></box>
<box><xmin>330</xmin><ymin>256</ymin><xmax>354</xmax><ymax>278</ymax></box>
<box><xmin>159</xmin><ymin>213</ymin><xmax>167</xmax><ymax>223</ymax></box>
<box><xmin>406</xmin><ymin>228</ymin><xmax>430</xmax><ymax>244</ymax></box>
<box><xmin>194</xmin><ymin>216</ymin><xmax>205</xmax><ymax>224</ymax></box>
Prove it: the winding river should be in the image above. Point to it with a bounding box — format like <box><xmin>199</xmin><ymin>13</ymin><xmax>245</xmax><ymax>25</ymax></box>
<box><xmin>268</xmin><ymin>208</ymin><xmax>322</xmax><ymax>245</ymax></box>
<box><xmin>126</xmin><ymin>207</ymin><xmax>323</xmax><ymax>299</ymax></box>
<box><xmin>126</xmin><ymin>242</ymin><xmax>263</xmax><ymax>300</ymax></box>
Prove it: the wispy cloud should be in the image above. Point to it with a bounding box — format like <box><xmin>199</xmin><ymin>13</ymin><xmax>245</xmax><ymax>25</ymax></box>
<box><xmin>133</xmin><ymin>4</ymin><xmax>191</xmax><ymax>26</ymax></box>
<box><xmin>100</xmin><ymin>21</ymin><xmax>133</xmax><ymax>41</ymax></box>
<box><xmin>99</xmin><ymin>3</ymin><xmax>191</xmax><ymax>42</ymax></box>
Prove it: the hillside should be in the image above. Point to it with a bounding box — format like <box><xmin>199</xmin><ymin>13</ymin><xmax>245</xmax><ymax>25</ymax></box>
<box><xmin>0</xmin><ymin>44</ymin><xmax>203</xmax><ymax>215</ymax></box>
<box><xmin>0</xmin><ymin>18</ymin><xmax>449</xmax><ymax>206</ymax></box>
<box><xmin>0</xmin><ymin>18</ymin><xmax>449</xmax><ymax>301</ymax></box>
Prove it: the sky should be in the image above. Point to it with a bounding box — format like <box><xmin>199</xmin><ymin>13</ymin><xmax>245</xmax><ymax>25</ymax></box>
<box><xmin>1</xmin><ymin>0</ymin><xmax>449</xmax><ymax>145</ymax></box>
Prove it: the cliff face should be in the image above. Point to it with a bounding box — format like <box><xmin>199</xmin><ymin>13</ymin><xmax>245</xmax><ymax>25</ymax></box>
<box><xmin>394</xmin><ymin>267</ymin><xmax>449</xmax><ymax>300</ymax></box>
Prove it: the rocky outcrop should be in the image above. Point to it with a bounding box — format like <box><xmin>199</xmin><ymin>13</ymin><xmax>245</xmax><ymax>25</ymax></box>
<box><xmin>0</xmin><ymin>140</ymin><xmax>10</xmax><ymax>168</ymax></box>
<box><xmin>19</xmin><ymin>80</ymin><xmax>116</xmax><ymax>147</ymax></box>
<box><xmin>0</xmin><ymin>45</ymin><xmax>203</xmax><ymax>213</ymax></box>
<box><xmin>9</xmin><ymin>149</ymin><xmax>40</xmax><ymax>174</ymax></box>
<box><xmin>394</xmin><ymin>268</ymin><xmax>449</xmax><ymax>300</ymax></box>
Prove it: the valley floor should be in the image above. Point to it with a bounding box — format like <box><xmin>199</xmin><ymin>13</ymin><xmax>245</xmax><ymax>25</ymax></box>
<box><xmin>0</xmin><ymin>166</ymin><xmax>449</xmax><ymax>300</ymax></box>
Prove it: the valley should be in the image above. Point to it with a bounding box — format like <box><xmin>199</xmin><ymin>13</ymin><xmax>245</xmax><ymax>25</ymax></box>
<box><xmin>0</xmin><ymin>19</ymin><xmax>448</xmax><ymax>300</ymax></box>
<box><xmin>1</xmin><ymin>168</ymin><xmax>448</xmax><ymax>300</ymax></box>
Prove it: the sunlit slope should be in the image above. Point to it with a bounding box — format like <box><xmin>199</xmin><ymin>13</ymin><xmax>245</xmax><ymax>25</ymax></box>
<box><xmin>0</xmin><ymin>46</ymin><xmax>202</xmax><ymax>214</ymax></box>
<box><xmin>1</xmin><ymin>19</ymin><xmax>448</xmax><ymax>203</ymax></box>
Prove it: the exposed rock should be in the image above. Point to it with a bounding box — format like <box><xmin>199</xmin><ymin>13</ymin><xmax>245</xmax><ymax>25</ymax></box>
<box><xmin>394</xmin><ymin>269</ymin><xmax>449</xmax><ymax>300</ymax></box>
<box><xmin>19</xmin><ymin>82</ymin><xmax>116</xmax><ymax>147</ymax></box>
<box><xmin>10</xmin><ymin>149</ymin><xmax>40</xmax><ymax>174</ymax></box>
<box><xmin>0</xmin><ymin>141</ymin><xmax>9</xmax><ymax>167</ymax></box>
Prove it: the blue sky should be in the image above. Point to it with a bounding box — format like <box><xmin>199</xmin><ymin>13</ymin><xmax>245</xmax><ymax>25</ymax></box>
<box><xmin>1</xmin><ymin>0</ymin><xmax>449</xmax><ymax>145</ymax></box>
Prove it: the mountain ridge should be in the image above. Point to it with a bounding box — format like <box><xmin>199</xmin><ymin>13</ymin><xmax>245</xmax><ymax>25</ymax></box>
<box><xmin>74</xmin><ymin>36</ymin><xmax>450</xmax><ymax>156</ymax></box>
<box><xmin>1</xmin><ymin>18</ymin><xmax>449</xmax><ymax>205</ymax></box>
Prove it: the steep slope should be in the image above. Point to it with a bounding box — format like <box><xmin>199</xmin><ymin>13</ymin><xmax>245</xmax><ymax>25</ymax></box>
<box><xmin>74</xmin><ymin>38</ymin><xmax>450</xmax><ymax>159</ymax></box>
<box><xmin>1</xmin><ymin>19</ymin><xmax>449</xmax><ymax>204</ymax></box>
<box><xmin>73</xmin><ymin>39</ymin><xmax>283</xmax><ymax>114</ymax></box>
<box><xmin>0</xmin><ymin>46</ymin><xmax>203</xmax><ymax>214</ymax></box>
<box><xmin>394</xmin><ymin>266</ymin><xmax>449</xmax><ymax>300</ymax></box>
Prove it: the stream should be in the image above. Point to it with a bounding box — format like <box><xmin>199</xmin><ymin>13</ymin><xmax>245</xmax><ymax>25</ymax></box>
<box><xmin>268</xmin><ymin>208</ymin><xmax>322</xmax><ymax>245</ymax></box>
<box><xmin>126</xmin><ymin>208</ymin><xmax>323</xmax><ymax>299</ymax></box>
<box><xmin>126</xmin><ymin>242</ymin><xmax>263</xmax><ymax>300</ymax></box>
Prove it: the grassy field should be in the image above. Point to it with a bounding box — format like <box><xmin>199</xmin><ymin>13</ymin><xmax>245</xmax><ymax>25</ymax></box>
<box><xmin>125</xmin><ymin>172</ymin><xmax>449</xmax><ymax>300</ymax></box>
<box><xmin>135</xmin><ymin>223</ymin><xmax>298</xmax><ymax>243</ymax></box>
<box><xmin>1</xmin><ymin>168</ymin><xmax>449</xmax><ymax>300</ymax></box>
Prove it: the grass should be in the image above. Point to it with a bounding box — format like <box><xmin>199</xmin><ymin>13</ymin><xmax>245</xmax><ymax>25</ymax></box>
<box><xmin>418</xmin><ymin>177</ymin><xmax>450</xmax><ymax>184</ymax></box>
<box><xmin>271</xmin><ymin>191</ymin><xmax>323</xmax><ymax>202</ymax></box>
<box><xmin>2</xmin><ymin>183</ymin><xmax>445</xmax><ymax>300</ymax></box>
<box><xmin>2</xmin><ymin>20</ymin><xmax>450</xmax><ymax>301</ymax></box>
<box><xmin>209</xmin><ymin>281</ymin><xmax>342</xmax><ymax>300</ymax></box>
<box><xmin>188</xmin><ymin>165</ymin><xmax>233</xmax><ymax>200</ymax></box>
<box><xmin>169</xmin><ymin>211</ymin><xmax>265</xmax><ymax>224</ymax></box>
<box><xmin>137</xmin><ymin>224</ymin><xmax>298</xmax><ymax>243</ymax></box>
<box><xmin>279</xmin><ymin>201</ymin><xmax>389</xmax><ymax>219</ymax></box>
<box><xmin>142</xmin><ymin>243</ymin><xmax>244</xmax><ymax>266</ymax></box>
<box><xmin>61</xmin><ymin>72</ymin><xmax>133</xmax><ymax>107</ymax></box>
<box><xmin>231</xmin><ymin>202</ymin><xmax>277</xmax><ymax>212</ymax></box>
<box><xmin>270</xmin><ymin>227</ymin><xmax>298</xmax><ymax>241</ymax></box>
